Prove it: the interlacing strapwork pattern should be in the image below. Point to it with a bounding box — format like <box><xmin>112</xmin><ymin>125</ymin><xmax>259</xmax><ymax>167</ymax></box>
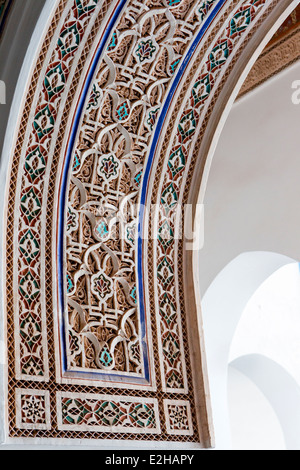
<box><xmin>155</xmin><ymin>0</ymin><xmax>266</xmax><ymax>393</ymax></box>
<box><xmin>6</xmin><ymin>0</ymin><xmax>281</xmax><ymax>444</ymax></box>
<box><xmin>164</xmin><ymin>400</ymin><xmax>193</xmax><ymax>436</ymax></box>
<box><xmin>66</xmin><ymin>0</ymin><xmax>219</xmax><ymax>385</ymax></box>
<box><xmin>15</xmin><ymin>389</ymin><xmax>51</xmax><ymax>431</ymax></box>
<box><xmin>57</xmin><ymin>393</ymin><xmax>160</xmax><ymax>433</ymax></box>
<box><xmin>16</xmin><ymin>0</ymin><xmax>101</xmax><ymax>381</ymax></box>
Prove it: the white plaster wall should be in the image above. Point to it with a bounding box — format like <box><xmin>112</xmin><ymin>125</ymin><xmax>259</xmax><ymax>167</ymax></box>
<box><xmin>201</xmin><ymin>251</ymin><xmax>295</xmax><ymax>449</ymax></box>
<box><xmin>228</xmin><ymin>264</ymin><xmax>300</xmax><ymax>450</ymax></box>
<box><xmin>199</xmin><ymin>60</ymin><xmax>300</xmax><ymax>296</ymax></box>
<box><xmin>227</xmin><ymin>365</ymin><xmax>286</xmax><ymax>451</ymax></box>
<box><xmin>231</xmin><ymin>353</ymin><xmax>300</xmax><ymax>451</ymax></box>
<box><xmin>230</xmin><ymin>263</ymin><xmax>300</xmax><ymax>383</ymax></box>
<box><xmin>200</xmin><ymin>60</ymin><xmax>300</xmax><ymax>450</ymax></box>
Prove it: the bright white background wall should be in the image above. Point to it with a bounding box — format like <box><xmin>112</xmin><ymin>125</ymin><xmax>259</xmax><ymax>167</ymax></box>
<box><xmin>230</xmin><ymin>263</ymin><xmax>300</xmax><ymax>382</ymax></box>
<box><xmin>228</xmin><ymin>366</ymin><xmax>286</xmax><ymax>451</ymax></box>
<box><xmin>200</xmin><ymin>61</ymin><xmax>300</xmax><ymax>450</ymax></box>
<box><xmin>228</xmin><ymin>263</ymin><xmax>300</xmax><ymax>450</ymax></box>
<box><xmin>199</xmin><ymin>60</ymin><xmax>300</xmax><ymax>296</ymax></box>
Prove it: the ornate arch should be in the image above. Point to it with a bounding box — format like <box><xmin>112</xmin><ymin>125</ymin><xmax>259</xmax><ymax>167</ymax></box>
<box><xmin>3</xmin><ymin>0</ymin><xmax>297</xmax><ymax>448</ymax></box>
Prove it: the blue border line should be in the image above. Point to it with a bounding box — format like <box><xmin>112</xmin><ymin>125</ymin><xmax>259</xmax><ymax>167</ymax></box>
<box><xmin>137</xmin><ymin>0</ymin><xmax>226</xmax><ymax>351</ymax></box>
<box><xmin>57</xmin><ymin>0</ymin><xmax>129</xmax><ymax>380</ymax></box>
<box><xmin>57</xmin><ymin>0</ymin><xmax>226</xmax><ymax>383</ymax></box>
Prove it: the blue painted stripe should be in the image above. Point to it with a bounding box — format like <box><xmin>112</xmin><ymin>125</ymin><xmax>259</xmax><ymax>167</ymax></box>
<box><xmin>57</xmin><ymin>0</ymin><xmax>129</xmax><ymax>380</ymax></box>
<box><xmin>139</xmin><ymin>0</ymin><xmax>226</xmax><ymax>209</ymax></box>
<box><xmin>137</xmin><ymin>0</ymin><xmax>226</xmax><ymax>352</ymax></box>
<box><xmin>57</xmin><ymin>0</ymin><xmax>226</xmax><ymax>383</ymax></box>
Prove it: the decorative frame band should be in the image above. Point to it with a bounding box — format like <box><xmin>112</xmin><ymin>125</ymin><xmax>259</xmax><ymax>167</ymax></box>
<box><xmin>4</xmin><ymin>0</ymin><xmax>298</xmax><ymax>448</ymax></box>
<box><xmin>57</xmin><ymin>391</ymin><xmax>161</xmax><ymax>434</ymax></box>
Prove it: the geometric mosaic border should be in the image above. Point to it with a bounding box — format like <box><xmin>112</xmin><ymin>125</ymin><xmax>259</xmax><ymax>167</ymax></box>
<box><xmin>14</xmin><ymin>0</ymin><xmax>112</xmax><ymax>384</ymax></box>
<box><xmin>152</xmin><ymin>0</ymin><xmax>269</xmax><ymax>396</ymax></box>
<box><xmin>15</xmin><ymin>389</ymin><xmax>51</xmax><ymax>431</ymax></box>
<box><xmin>57</xmin><ymin>392</ymin><xmax>161</xmax><ymax>434</ymax></box>
<box><xmin>59</xmin><ymin>0</ymin><xmax>227</xmax><ymax>392</ymax></box>
<box><xmin>164</xmin><ymin>400</ymin><xmax>193</xmax><ymax>436</ymax></box>
<box><xmin>4</xmin><ymin>0</ymin><xmax>297</xmax><ymax>449</ymax></box>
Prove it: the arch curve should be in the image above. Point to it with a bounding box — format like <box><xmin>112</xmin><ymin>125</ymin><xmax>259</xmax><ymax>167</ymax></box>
<box><xmin>231</xmin><ymin>353</ymin><xmax>300</xmax><ymax>450</ymax></box>
<box><xmin>2</xmin><ymin>0</ymin><xmax>298</xmax><ymax>449</ymax></box>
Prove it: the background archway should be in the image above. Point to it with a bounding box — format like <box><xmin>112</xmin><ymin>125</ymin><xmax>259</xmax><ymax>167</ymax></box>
<box><xmin>201</xmin><ymin>252</ymin><xmax>297</xmax><ymax>448</ymax></box>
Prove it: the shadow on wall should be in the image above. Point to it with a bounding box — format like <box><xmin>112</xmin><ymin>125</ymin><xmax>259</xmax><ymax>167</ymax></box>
<box><xmin>229</xmin><ymin>354</ymin><xmax>300</xmax><ymax>451</ymax></box>
<box><xmin>201</xmin><ymin>252</ymin><xmax>299</xmax><ymax>450</ymax></box>
<box><xmin>228</xmin><ymin>262</ymin><xmax>300</xmax><ymax>450</ymax></box>
<box><xmin>227</xmin><ymin>363</ymin><xmax>286</xmax><ymax>450</ymax></box>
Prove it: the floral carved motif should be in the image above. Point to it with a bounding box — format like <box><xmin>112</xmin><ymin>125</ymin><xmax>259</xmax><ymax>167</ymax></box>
<box><xmin>15</xmin><ymin>0</ymin><xmax>103</xmax><ymax>382</ymax></box>
<box><xmin>65</xmin><ymin>0</ymin><xmax>220</xmax><ymax>384</ymax></box>
<box><xmin>5</xmin><ymin>0</ymin><xmax>285</xmax><ymax>446</ymax></box>
<box><xmin>57</xmin><ymin>392</ymin><xmax>160</xmax><ymax>434</ymax></box>
<box><xmin>154</xmin><ymin>0</ymin><xmax>267</xmax><ymax>393</ymax></box>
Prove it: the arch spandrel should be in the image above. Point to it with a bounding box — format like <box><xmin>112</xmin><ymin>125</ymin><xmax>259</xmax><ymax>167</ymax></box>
<box><xmin>3</xmin><ymin>0</ymin><xmax>297</xmax><ymax>449</ymax></box>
